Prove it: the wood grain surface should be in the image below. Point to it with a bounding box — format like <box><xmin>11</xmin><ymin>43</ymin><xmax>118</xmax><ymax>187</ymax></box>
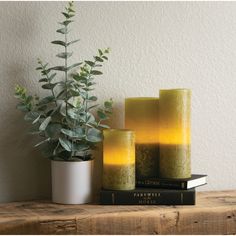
<box><xmin>0</xmin><ymin>190</ymin><xmax>236</xmax><ymax>234</ymax></box>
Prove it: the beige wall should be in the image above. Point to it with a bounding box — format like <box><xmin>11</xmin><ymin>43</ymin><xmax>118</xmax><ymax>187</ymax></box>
<box><xmin>0</xmin><ymin>1</ymin><xmax>236</xmax><ymax>202</ymax></box>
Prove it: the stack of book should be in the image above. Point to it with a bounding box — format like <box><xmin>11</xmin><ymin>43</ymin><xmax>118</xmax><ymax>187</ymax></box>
<box><xmin>100</xmin><ymin>174</ymin><xmax>207</xmax><ymax>205</ymax></box>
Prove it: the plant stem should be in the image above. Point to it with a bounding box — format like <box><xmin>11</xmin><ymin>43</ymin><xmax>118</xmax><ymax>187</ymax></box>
<box><xmin>40</xmin><ymin>62</ymin><xmax>57</xmax><ymax>107</ymax></box>
<box><xmin>64</xmin><ymin>25</ymin><xmax>72</xmax><ymax>158</ymax></box>
<box><xmin>65</xmin><ymin>30</ymin><xmax>68</xmax><ymax>117</ymax></box>
<box><xmin>84</xmin><ymin>60</ymin><xmax>96</xmax><ymax>132</ymax></box>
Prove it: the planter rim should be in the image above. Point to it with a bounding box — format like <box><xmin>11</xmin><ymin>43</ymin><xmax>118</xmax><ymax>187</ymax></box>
<box><xmin>51</xmin><ymin>159</ymin><xmax>94</xmax><ymax>163</ymax></box>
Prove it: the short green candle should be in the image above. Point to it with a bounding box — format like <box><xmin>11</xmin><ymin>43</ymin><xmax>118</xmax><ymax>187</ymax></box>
<box><xmin>159</xmin><ymin>89</ymin><xmax>191</xmax><ymax>179</ymax></box>
<box><xmin>125</xmin><ymin>98</ymin><xmax>159</xmax><ymax>179</ymax></box>
<box><xmin>103</xmin><ymin>129</ymin><xmax>135</xmax><ymax>190</ymax></box>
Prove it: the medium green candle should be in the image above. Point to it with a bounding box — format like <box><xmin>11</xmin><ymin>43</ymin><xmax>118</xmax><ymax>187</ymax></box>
<box><xmin>159</xmin><ymin>89</ymin><xmax>191</xmax><ymax>179</ymax></box>
<box><xmin>103</xmin><ymin>129</ymin><xmax>135</xmax><ymax>190</ymax></box>
<box><xmin>125</xmin><ymin>98</ymin><xmax>159</xmax><ymax>179</ymax></box>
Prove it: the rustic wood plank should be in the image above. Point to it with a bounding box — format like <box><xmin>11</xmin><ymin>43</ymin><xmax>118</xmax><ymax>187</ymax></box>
<box><xmin>0</xmin><ymin>190</ymin><xmax>236</xmax><ymax>234</ymax></box>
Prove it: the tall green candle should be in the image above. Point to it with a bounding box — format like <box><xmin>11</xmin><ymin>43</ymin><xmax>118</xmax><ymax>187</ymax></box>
<box><xmin>125</xmin><ymin>98</ymin><xmax>159</xmax><ymax>179</ymax></box>
<box><xmin>103</xmin><ymin>129</ymin><xmax>135</xmax><ymax>190</ymax></box>
<box><xmin>159</xmin><ymin>89</ymin><xmax>191</xmax><ymax>179</ymax></box>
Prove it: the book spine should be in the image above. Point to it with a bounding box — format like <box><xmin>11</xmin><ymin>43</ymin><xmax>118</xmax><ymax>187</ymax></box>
<box><xmin>100</xmin><ymin>190</ymin><xmax>195</xmax><ymax>205</ymax></box>
<box><xmin>136</xmin><ymin>179</ymin><xmax>187</xmax><ymax>190</ymax></box>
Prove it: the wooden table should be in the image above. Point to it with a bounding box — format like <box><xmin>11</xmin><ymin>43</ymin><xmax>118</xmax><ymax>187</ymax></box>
<box><xmin>0</xmin><ymin>190</ymin><xmax>236</xmax><ymax>235</ymax></box>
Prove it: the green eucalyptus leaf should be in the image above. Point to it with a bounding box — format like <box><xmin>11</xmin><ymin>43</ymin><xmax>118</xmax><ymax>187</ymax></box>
<box><xmin>56</xmin><ymin>27</ymin><xmax>68</xmax><ymax>34</ymax></box>
<box><xmin>68</xmin><ymin>8</ymin><xmax>75</xmax><ymax>13</ymax></box>
<box><xmin>94</xmin><ymin>64</ymin><xmax>102</xmax><ymax>67</ymax></box>
<box><xmin>61</xmin><ymin>128</ymin><xmax>85</xmax><ymax>138</ymax></box>
<box><xmin>67</xmin><ymin>108</ymin><xmax>78</xmax><ymax>119</ymax></box>
<box><xmin>53</xmin><ymin>144</ymin><xmax>64</xmax><ymax>156</ymax></box>
<box><xmin>38</xmin><ymin>96</ymin><xmax>55</xmax><ymax>105</ymax></box>
<box><xmin>79</xmin><ymin>113</ymin><xmax>86</xmax><ymax>122</ymax></box>
<box><xmin>41</xmin><ymin>69</ymin><xmax>50</xmax><ymax>76</ymax></box>
<box><xmin>97</xmin><ymin>110</ymin><xmax>107</xmax><ymax>120</ymax></box>
<box><xmin>45</xmin><ymin>123</ymin><xmax>62</xmax><ymax>139</ymax></box>
<box><xmin>104</xmin><ymin>100</ymin><xmax>113</xmax><ymax>109</ymax></box>
<box><xmin>67</xmin><ymin>97</ymin><xmax>81</xmax><ymax>108</ymax></box>
<box><xmin>79</xmin><ymin>91</ymin><xmax>87</xmax><ymax>99</ymax></box>
<box><xmin>62</xmin><ymin>12</ymin><xmax>74</xmax><ymax>18</ymax></box>
<box><xmin>16</xmin><ymin>103</ymin><xmax>29</xmax><ymax>112</ymax></box>
<box><xmin>83</xmin><ymin>87</ymin><xmax>94</xmax><ymax>91</ymax></box>
<box><xmin>94</xmin><ymin>56</ymin><xmax>103</xmax><ymax>62</ymax></box>
<box><xmin>102</xmin><ymin>56</ymin><xmax>108</xmax><ymax>60</ymax></box>
<box><xmin>87</xmin><ymin>82</ymin><xmax>96</xmax><ymax>86</ymax></box>
<box><xmin>98</xmin><ymin>49</ymin><xmax>103</xmax><ymax>56</ymax></box>
<box><xmin>67</xmin><ymin>62</ymin><xmax>82</xmax><ymax>71</ymax></box>
<box><xmin>57</xmin><ymin>150</ymin><xmax>71</xmax><ymax>160</ymax></box>
<box><xmin>39</xmin><ymin>116</ymin><xmax>51</xmax><ymax>131</ymax></box>
<box><xmin>88</xmin><ymin>96</ymin><xmax>97</xmax><ymax>101</ymax></box>
<box><xmin>56</xmin><ymin>52</ymin><xmax>73</xmax><ymax>59</ymax></box>
<box><xmin>62</xmin><ymin>12</ymin><xmax>70</xmax><ymax>18</ymax></box>
<box><xmin>26</xmin><ymin>96</ymin><xmax>33</xmax><ymax>104</ymax></box>
<box><xmin>40</xmin><ymin>141</ymin><xmax>58</xmax><ymax>158</ymax></box>
<box><xmin>59</xmin><ymin>137</ymin><xmax>72</xmax><ymax>151</ymax></box>
<box><xmin>34</xmin><ymin>138</ymin><xmax>50</xmax><ymax>147</ymax></box>
<box><xmin>37</xmin><ymin>105</ymin><xmax>47</xmax><ymax>111</ymax></box>
<box><xmin>86</xmin><ymin>113</ymin><xmax>95</xmax><ymax>123</ymax></box>
<box><xmin>75</xmin><ymin>127</ymin><xmax>85</xmax><ymax>137</ymax></box>
<box><xmin>32</xmin><ymin>115</ymin><xmax>41</xmax><ymax>124</ymax></box>
<box><xmin>48</xmin><ymin>73</ymin><xmax>57</xmax><ymax>81</ymax></box>
<box><xmin>86</xmin><ymin>128</ymin><xmax>102</xmax><ymax>143</ymax></box>
<box><xmin>24</xmin><ymin>111</ymin><xmax>40</xmax><ymax>122</ymax></box>
<box><xmin>73</xmin><ymin>74</ymin><xmax>87</xmax><ymax>82</ymax></box>
<box><xmin>98</xmin><ymin>124</ymin><xmax>110</xmax><ymax>129</ymax></box>
<box><xmin>67</xmin><ymin>39</ymin><xmax>80</xmax><ymax>46</ymax></box>
<box><xmin>72</xmin><ymin>143</ymin><xmax>89</xmax><ymax>152</ymax></box>
<box><xmin>39</xmin><ymin>78</ymin><xmax>48</xmax><ymax>83</ymax></box>
<box><xmin>51</xmin><ymin>40</ymin><xmax>66</xmax><ymax>47</ymax></box>
<box><xmin>85</xmin><ymin>61</ymin><xmax>95</xmax><ymax>67</ymax></box>
<box><xmin>42</xmin><ymin>63</ymin><xmax>49</xmax><ymax>69</ymax></box>
<box><xmin>42</xmin><ymin>83</ymin><xmax>57</xmax><ymax>90</ymax></box>
<box><xmin>69</xmin><ymin>88</ymin><xmax>80</xmax><ymax>97</ymax></box>
<box><xmin>60</xmin><ymin>103</ymin><xmax>66</xmax><ymax>117</ymax></box>
<box><xmin>59</xmin><ymin>20</ymin><xmax>73</xmax><ymax>26</ymax></box>
<box><xmin>50</xmin><ymin>66</ymin><xmax>66</xmax><ymax>72</ymax></box>
<box><xmin>90</xmin><ymin>70</ymin><xmax>103</xmax><ymax>75</ymax></box>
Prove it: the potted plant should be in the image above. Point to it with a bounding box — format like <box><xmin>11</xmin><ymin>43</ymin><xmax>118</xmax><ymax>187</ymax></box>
<box><xmin>14</xmin><ymin>2</ymin><xmax>113</xmax><ymax>204</ymax></box>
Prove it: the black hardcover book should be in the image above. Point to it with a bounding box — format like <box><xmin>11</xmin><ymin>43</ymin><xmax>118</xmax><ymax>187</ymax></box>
<box><xmin>100</xmin><ymin>188</ymin><xmax>195</xmax><ymax>205</ymax></box>
<box><xmin>136</xmin><ymin>174</ymin><xmax>207</xmax><ymax>190</ymax></box>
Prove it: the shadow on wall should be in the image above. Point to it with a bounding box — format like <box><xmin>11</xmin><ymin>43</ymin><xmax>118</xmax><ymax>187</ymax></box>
<box><xmin>0</xmin><ymin>110</ymin><xmax>51</xmax><ymax>202</ymax></box>
<box><xmin>0</xmin><ymin>3</ymin><xmax>51</xmax><ymax>203</ymax></box>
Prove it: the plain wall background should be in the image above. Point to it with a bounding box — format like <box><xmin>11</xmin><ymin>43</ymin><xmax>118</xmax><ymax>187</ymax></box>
<box><xmin>0</xmin><ymin>1</ymin><xmax>235</xmax><ymax>202</ymax></box>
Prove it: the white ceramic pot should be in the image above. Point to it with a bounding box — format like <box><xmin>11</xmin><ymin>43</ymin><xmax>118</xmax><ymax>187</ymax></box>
<box><xmin>51</xmin><ymin>159</ymin><xmax>94</xmax><ymax>204</ymax></box>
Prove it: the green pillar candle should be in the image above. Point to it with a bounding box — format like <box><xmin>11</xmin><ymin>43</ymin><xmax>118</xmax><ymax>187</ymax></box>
<box><xmin>159</xmin><ymin>89</ymin><xmax>191</xmax><ymax>179</ymax></box>
<box><xmin>125</xmin><ymin>98</ymin><xmax>159</xmax><ymax>179</ymax></box>
<box><xmin>103</xmin><ymin>129</ymin><xmax>135</xmax><ymax>190</ymax></box>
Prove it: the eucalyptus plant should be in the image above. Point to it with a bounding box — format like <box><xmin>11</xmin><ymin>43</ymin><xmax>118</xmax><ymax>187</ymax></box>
<box><xmin>14</xmin><ymin>2</ymin><xmax>113</xmax><ymax>161</ymax></box>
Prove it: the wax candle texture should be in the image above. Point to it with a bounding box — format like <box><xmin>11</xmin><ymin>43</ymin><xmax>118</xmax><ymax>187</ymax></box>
<box><xmin>159</xmin><ymin>89</ymin><xmax>191</xmax><ymax>179</ymax></box>
<box><xmin>125</xmin><ymin>98</ymin><xmax>159</xmax><ymax>179</ymax></box>
<box><xmin>103</xmin><ymin>129</ymin><xmax>135</xmax><ymax>190</ymax></box>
